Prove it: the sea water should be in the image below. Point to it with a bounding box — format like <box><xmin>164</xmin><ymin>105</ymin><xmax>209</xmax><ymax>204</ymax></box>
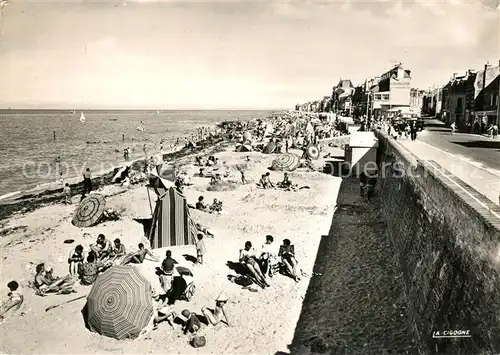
<box><xmin>0</xmin><ymin>110</ymin><xmax>271</xmax><ymax>197</ymax></box>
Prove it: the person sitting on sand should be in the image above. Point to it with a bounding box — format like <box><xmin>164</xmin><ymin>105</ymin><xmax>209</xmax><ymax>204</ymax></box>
<box><xmin>278</xmin><ymin>172</ymin><xmax>293</xmax><ymax>189</ymax></box>
<box><xmin>259</xmin><ymin>235</ymin><xmax>280</xmax><ymax>278</ymax></box>
<box><xmin>239</xmin><ymin>241</ymin><xmax>270</xmax><ymax>288</ymax></box>
<box><xmin>209</xmin><ymin>199</ymin><xmax>223</xmax><ymax>213</ymax></box>
<box><xmin>179</xmin><ymin>309</ymin><xmax>201</xmax><ymax>335</ymax></box>
<box><xmin>195</xmin><ymin>196</ymin><xmax>208</xmax><ymax>211</ymax></box>
<box><xmin>110</xmin><ymin>238</ymin><xmax>126</xmax><ymax>258</ymax></box>
<box><xmin>279</xmin><ymin>239</ymin><xmax>300</xmax><ymax>282</ymax></box>
<box><xmin>68</xmin><ymin>244</ymin><xmax>85</xmax><ymax>277</ymax></box>
<box><xmin>78</xmin><ymin>252</ymin><xmax>109</xmax><ymax>286</ymax></box>
<box><xmin>90</xmin><ymin>234</ymin><xmax>111</xmax><ymax>261</ymax></box>
<box><xmin>198</xmin><ymin>168</ymin><xmax>205</xmax><ymax>177</ymax></box>
<box><xmin>0</xmin><ymin>281</ymin><xmax>24</xmax><ymax>320</ymax></box>
<box><xmin>201</xmin><ymin>293</ymin><xmax>231</xmax><ymax>327</ymax></box>
<box><xmin>159</xmin><ymin>250</ymin><xmax>178</xmax><ymax>293</ymax></box>
<box><xmin>258</xmin><ymin>174</ymin><xmax>268</xmax><ymax>188</ymax></box>
<box><xmin>264</xmin><ymin>172</ymin><xmax>275</xmax><ymax>188</ymax></box>
<box><xmin>121</xmin><ymin>243</ymin><xmax>159</xmax><ymax>265</ymax></box>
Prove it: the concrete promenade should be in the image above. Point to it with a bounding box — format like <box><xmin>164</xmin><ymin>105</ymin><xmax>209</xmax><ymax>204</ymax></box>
<box><xmin>398</xmin><ymin>138</ymin><xmax>500</xmax><ymax>205</ymax></box>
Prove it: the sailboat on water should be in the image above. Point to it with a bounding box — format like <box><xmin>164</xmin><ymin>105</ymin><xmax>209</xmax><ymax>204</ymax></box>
<box><xmin>80</xmin><ymin>112</ymin><xmax>86</xmax><ymax>123</ymax></box>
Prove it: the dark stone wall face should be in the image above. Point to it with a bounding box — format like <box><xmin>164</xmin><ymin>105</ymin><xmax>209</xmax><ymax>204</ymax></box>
<box><xmin>375</xmin><ymin>131</ymin><xmax>500</xmax><ymax>355</ymax></box>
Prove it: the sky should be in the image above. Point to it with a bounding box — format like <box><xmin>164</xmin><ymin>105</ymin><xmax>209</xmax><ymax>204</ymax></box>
<box><xmin>0</xmin><ymin>0</ymin><xmax>498</xmax><ymax>109</ymax></box>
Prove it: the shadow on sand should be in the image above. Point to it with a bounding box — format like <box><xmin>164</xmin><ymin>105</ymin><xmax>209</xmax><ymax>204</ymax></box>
<box><xmin>133</xmin><ymin>218</ymin><xmax>153</xmax><ymax>236</ymax></box>
<box><xmin>452</xmin><ymin>140</ymin><xmax>500</xmax><ymax>149</ymax></box>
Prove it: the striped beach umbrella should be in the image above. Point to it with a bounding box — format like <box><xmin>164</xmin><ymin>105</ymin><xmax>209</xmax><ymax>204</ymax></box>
<box><xmin>271</xmin><ymin>153</ymin><xmax>300</xmax><ymax>172</ymax></box>
<box><xmin>72</xmin><ymin>194</ymin><xmax>106</xmax><ymax>228</ymax></box>
<box><xmin>305</xmin><ymin>144</ymin><xmax>320</xmax><ymax>160</ymax></box>
<box><xmin>86</xmin><ymin>265</ymin><xmax>154</xmax><ymax>340</ymax></box>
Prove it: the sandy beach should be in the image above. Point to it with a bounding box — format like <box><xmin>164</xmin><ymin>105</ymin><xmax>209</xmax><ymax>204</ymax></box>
<box><xmin>0</xmin><ymin>142</ymin><xmax>342</xmax><ymax>354</ymax></box>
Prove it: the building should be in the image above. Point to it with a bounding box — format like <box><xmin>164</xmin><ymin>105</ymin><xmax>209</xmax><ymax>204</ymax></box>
<box><xmin>471</xmin><ymin>62</ymin><xmax>500</xmax><ymax>128</ymax></box>
<box><xmin>409</xmin><ymin>88</ymin><xmax>426</xmax><ymax>116</ymax></box>
<box><xmin>440</xmin><ymin>70</ymin><xmax>477</xmax><ymax>126</ymax></box>
<box><xmin>332</xmin><ymin>79</ymin><xmax>355</xmax><ymax>113</ymax></box>
<box><xmin>368</xmin><ymin>64</ymin><xmax>412</xmax><ymax>119</ymax></box>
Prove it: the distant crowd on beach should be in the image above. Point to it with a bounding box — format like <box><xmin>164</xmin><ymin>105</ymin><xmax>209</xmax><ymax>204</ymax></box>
<box><xmin>2</xmin><ymin>110</ymin><xmax>369</xmax><ymax>347</ymax></box>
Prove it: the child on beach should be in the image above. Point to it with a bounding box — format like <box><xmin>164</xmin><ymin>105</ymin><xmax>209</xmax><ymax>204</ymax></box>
<box><xmin>63</xmin><ymin>183</ymin><xmax>71</xmax><ymax>204</ymax></box>
<box><xmin>195</xmin><ymin>233</ymin><xmax>206</xmax><ymax>264</ymax></box>
<box><xmin>0</xmin><ymin>281</ymin><xmax>24</xmax><ymax>320</ymax></box>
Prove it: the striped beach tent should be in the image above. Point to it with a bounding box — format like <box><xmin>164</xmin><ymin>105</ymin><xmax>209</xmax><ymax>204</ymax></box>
<box><xmin>148</xmin><ymin>187</ymin><xmax>197</xmax><ymax>248</ymax></box>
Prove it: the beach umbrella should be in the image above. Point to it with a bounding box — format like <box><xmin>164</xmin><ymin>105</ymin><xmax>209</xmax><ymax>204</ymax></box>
<box><xmin>72</xmin><ymin>194</ymin><xmax>106</xmax><ymax>228</ymax></box>
<box><xmin>85</xmin><ymin>265</ymin><xmax>154</xmax><ymax>340</ymax></box>
<box><xmin>156</xmin><ymin>162</ymin><xmax>176</xmax><ymax>182</ymax></box>
<box><xmin>271</xmin><ymin>153</ymin><xmax>300</xmax><ymax>172</ymax></box>
<box><xmin>305</xmin><ymin>145</ymin><xmax>320</xmax><ymax>160</ymax></box>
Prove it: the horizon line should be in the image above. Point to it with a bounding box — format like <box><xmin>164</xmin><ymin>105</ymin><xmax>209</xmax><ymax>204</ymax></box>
<box><xmin>0</xmin><ymin>107</ymin><xmax>289</xmax><ymax>111</ymax></box>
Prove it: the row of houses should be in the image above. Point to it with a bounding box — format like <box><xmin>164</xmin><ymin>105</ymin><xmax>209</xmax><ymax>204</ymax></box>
<box><xmin>422</xmin><ymin>61</ymin><xmax>500</xmax><ymax>130</ymax></box>
<box><xmin>295</xmin><ymin>63</ymin><xmax>425</xmax><ymax>120</ymax></box>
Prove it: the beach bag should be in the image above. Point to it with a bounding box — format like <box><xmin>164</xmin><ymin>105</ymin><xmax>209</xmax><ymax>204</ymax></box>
<box><xmin>190</xmin><ymin>336</ymin><xmax>206</xmax><ymax>348</ymax></box>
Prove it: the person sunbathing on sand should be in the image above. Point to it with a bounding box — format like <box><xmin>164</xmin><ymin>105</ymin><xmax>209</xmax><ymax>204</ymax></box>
<box><xmin>240</xmin><ymin>241</ymin><xmax>270</xmax><ymax>288</ymax></box>
<box><xmin>90</xmin><ymin>234</ymin><xmax>111</xmax><ymax>261</ymax></box>
<box><xmin>0</xmin><ymin>281</ymin><xmax>24</xmax><ymax>320</ymax></box>
<box><xmin>279</xmin><ymin>239</ymin><xmax>300</xmax><ymax>282</ymax></box>
<box><xmin>153</xmin><ymin>297</ymin><xmax>177</xmax><ymax>330</ymax></box>
<box><xmin>121</xmin><ymin>243</ymin><xmax>158</xmax><ymax>265</ymax></box>
<box><xmin>201</xmin><ymin>293</ymin><xmax>231</xmax><ymax>327</ymax></box>
<box><xmin>34</xmin><ymin>263</ymin><xmax>74</xmax><ymax>294</ymax></box>
<box><xmin>195</xmin><ymin>223</ymin><xmax>214</xmax><ymax>238</ymax></box>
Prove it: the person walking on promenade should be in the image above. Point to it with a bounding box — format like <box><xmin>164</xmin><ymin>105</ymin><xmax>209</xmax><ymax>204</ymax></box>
<box><xmin>83</xmin><ymin>168</ymin><xmax>92</xmax><ymax>196</ymax></box>
<box><xmin>450</xmin><ymin>121</ymin><xmax>456</xmax><ymax>135</ymax></box>
<box><xmin>410</xmin><ymin>121</ymin><xmax>417</xmax><ymax>141</ymax></box>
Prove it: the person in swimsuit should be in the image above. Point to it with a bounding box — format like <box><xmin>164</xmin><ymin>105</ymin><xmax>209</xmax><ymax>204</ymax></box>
<box><xmin>201</xmin><ymin>293</ymin><xmax>231</xmax><ymax>327</ymax></box>
<box><xmin>239</xmin><ymin>241</ymin><xmax>269</xmax><ymax>288</ymax></box>
<box><xmin>120</xmin><ymin>243</ymin><xmax>158</xmax><ymax>265</ymax></box>
<box><xmin>90</xmin><ymin>234</ymin><xmax>111</xmax><ymax>261</ymax></box>
<box><xmin>153</xmin><ymin>296</ymin><xmax>177</xmax><ymax>330</ymax></box>
<box><xmin>110</xmin><ymin>238</ymin><xmax>126</xmax><ymax>258</ymax></box>
<box><xmin>68</xmin><ymin>245</ymin><xmax>85</xmax><ymax>277</ymax></box>
<box><xmin>279</xmin><ymin>239</ymin><xmax>300</xmax><ymax>282</ymax></box>
<box><xmin>0</xmin><ymin>281</ymin><xmax>24</xmax><ymax>320</ymax></box>
<box><xmin>34</xmin><ymin>263</ymin><xmax>73</xmax><ymax>293</ymax></box>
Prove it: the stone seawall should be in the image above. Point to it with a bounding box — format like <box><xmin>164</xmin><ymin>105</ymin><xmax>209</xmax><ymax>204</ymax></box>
<box><xmin>375</xmin><ymin>131</ymin><xmax>500</xmax><ymax>355</ymax></box>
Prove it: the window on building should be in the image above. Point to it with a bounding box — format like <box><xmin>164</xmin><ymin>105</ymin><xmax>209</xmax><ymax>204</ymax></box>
<box><xmin>491</xmin><ymin>94</ymin><xmax>496</xmax><ymax>107</ymax></box>
<box><xmin>383</xmin><ymin>94</ymin><xmax>390</xmax><ymax>101</ymax></box>
<box><xmin>375</xmin><ymin>94</ymin><xmax>381</xmax><ymax>101</ymax></box>
<box><xmin>457</xmin><ymin>97</ymin><xmax>463</xmax><ymax>109</ymax></box>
